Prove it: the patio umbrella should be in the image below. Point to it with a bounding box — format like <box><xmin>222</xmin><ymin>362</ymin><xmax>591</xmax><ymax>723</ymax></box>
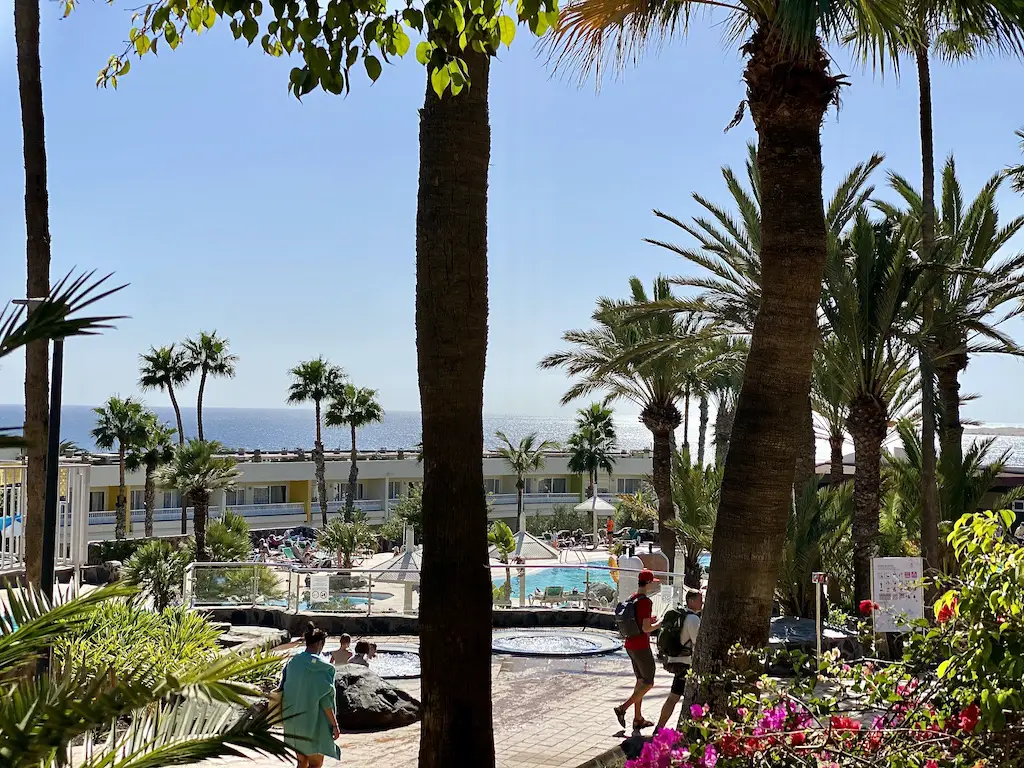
<box><xmin>488</xmin><ymin>529</ymin><xmax>559</xmax><ymax>562</ymax></box>
<box><xmin>574</xmin><ymin>496</ymin><xmax>616</xmax><ymax>545</ymax></box>
<box><xmin>374</xmin><ymin>526</ymin><xmax>421</xmax><ymax>611</ymax></box>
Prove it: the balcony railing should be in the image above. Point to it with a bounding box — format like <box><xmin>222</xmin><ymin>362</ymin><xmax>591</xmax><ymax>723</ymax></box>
<box><xmin>488</xmin><ymin>492</ymin><xmax>583</xmax><ymax>506</ymax></box>
<box><xmin>88</xmin><ymin>503</ymin><xmax>307</xmax><ymax>526</ymax></box>
<box><xmin>224</xmin><ymin>502</ymin><xmax>307</xmax><ymax>517</ymax></box>
<box><xmin>321</xmin><ymin>499</ymin><xmax>385</xmax><ymax>514</ymax></box>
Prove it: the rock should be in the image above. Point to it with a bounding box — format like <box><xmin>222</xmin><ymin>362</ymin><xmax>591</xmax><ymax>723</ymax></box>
<box><xmin>103</xmin><ymin>560</ymin><xmax>122</xmax><ymax>583</ymax></box>
<box><xmin>587</xmin><ymin>582</ymin><xmax>616</xmax><ymax>605</ymax></box>
<box><xmin>334</xmin><ymin>665</ymin><xmax>421</xmax><ymax>731</ymax></box>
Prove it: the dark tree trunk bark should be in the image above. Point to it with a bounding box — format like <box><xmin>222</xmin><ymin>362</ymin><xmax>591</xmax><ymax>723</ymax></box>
<box><xmin>829</xmin><ymin>434</ymin><xmax>845</xmax><ymax>486</ymax></box>
<box><xmin>682</xmin><ymin>387</ymin><xmax>690</xmax><ymax>452</ymax></box>
<box><xmin>516</xmin><ymin>479</ymin><xmax>524</xmax><ymax>533</ymax></box>
<box><xmin>115</xmin><ymin>448</ymin><xmax>127</xmax><ymax>540</ymax></box>
<box><xmin>170</xmin><ymin>384</ymin><xmax>188</xmax><ymax>533</ymax></box>
<box><xmin>194</xmin><ymin>495</ymin><xmax>209</xmax><ymax>562</ymax></box>
<box><xmin>697</xmin><ymin>394</ymin><xmax>709</xmax><ymax>466</ymax></box>
<box><xmin>345</xmin><ymin>423</ymin><xmax>358</xmax><ymax>523</ymax></box>
<box><xmin>415</xmin><ymin>49</ymin><xmax>494</xmax><ymax>768</ymax></box>
<box><xmin>714</xmin><ymin>403</ymin><xmax>734</xmax><ymax>466</ymax></box>
<box><xmin>652</xmin><ymin>426</ymin><xmax>675</xmax><ymax>571</ymax></box>
<box><xmin>196</xmin><ymin>371</ymin><xmax>207</xmax><ymax>441</ymax></box>
<box><xmin>17</xmin><ymin>0</ymin><xmax>51</xmax><ymax>589</ymax></box>
<box><xmin>314</xmin><ymin>401</ymin><xmax>328</xmax><ymax>526</ymax></box>
<box><xmin>144</xmin><ymin>461</ymin><xmax>156</xmax><ymax>538</ymax></box>
<box><xmin>794</xmin><ymin>394</ymin><xmax>817</xmax><ymax>494</ymax></box>
<box><xmin>936</xmin><ymin>360</ymin><xmax>965</xmax><ymax>476</ymax></box>
<box><xmin>915</xmin><ymin>42</ymin><xmax>940</xmax><ymax>582</ymax></box>
<box><xmin>688</xmin><ymin>28</ymin><xmax>838</xmax><ymax>710</ymax></box>
<box><xmin>848</xmin><ymin>397</ymin><xmax>888</xmax><ymax>606</ymax></box>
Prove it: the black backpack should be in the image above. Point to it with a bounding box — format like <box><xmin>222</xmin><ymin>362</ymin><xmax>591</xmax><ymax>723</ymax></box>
<box><xmin>656</xmin><ymin>609</ymin><xmax>697</xmax><ymax>662</ymax></box>
<box><xmin>614</xmin><ymin>594</ymin><xmax>647</xmax><ymax>639</ymax></box>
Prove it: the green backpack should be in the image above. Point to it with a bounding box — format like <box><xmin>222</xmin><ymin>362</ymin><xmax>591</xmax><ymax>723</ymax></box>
<box><xmin>656</xmin><ymin>608</ymin><xmax>696</xmax><ymax>661</ymax></box>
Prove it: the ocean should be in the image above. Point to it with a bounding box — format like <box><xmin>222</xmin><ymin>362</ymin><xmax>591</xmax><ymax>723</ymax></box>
<box><xmin>0</xmin><ymin>405</ymin><xmax>661</xmax><ymax>453</ymax></box>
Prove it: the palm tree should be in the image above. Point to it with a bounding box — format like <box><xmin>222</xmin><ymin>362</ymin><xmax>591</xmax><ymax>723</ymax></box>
<box><xmin>287</xmin><ymin>358</ymin><xmax>346</xmax><ymax>527</ymax></box>
<box><xmin>91</xmin><ymin>396</ymin><xmax>150</xmax><ymax>540</ymax></box>
<box><xmin>819</xmin><ymin>212</ymin><xmax>929</xmax><ymax>604</ymax></box>
<box><xmin>666</xmin><ymin>449</ymin><xmax>721</xmax><ymax>587</ymax></box>
<box><xmin>487</xmin><ymin>520</ymin><xmax>516</xmax><ymax>601</ymax></box>
<box><xmin>126</xmin><ymin>414</ymin><xmax>177</xmax><ymax>538</ymax></box>
<box><xmin>812</xmin><ymin>339</ymin><xmax>850</xmax><ymax>486</ymax></box>
<box><xmin>565</xmin><ymin>402</ymin><xmax>618</xmax><ymax>544</ymax></box>
<box><xmin>707</xmin><ymin>337</ymin><xmax>748</xmax><ymax>466</ymax></box>
<box><xmin>16</xmin><ymin>0</ymin><xmax>51</xmax><ymax>589</ymax></box>
<box><xmin>494</xmin><ymin>431</ymin><xmax>559</xmax><ymax>533</ymax></box>
<box><xmin>1</xmin><ymin>584</ymin><xmax>289</xmax><ymax>768</ymax></box>
<box><xmin>541</xmin><ymin>277</ymin><xmax>718</xmax><ymax>570</ymax></box>
<box><xmin>184</xmin><ymin>331</ymin><xmax>238</xmax><ymax>441</ymax></box>
<box><xmin>1008</xmin><ymin>128</ymin><xmax>1024</xmax><ymax>191</ymax></box>
<box><xmin>326</xmin><ymin>384</ymin><xmax>384</xmax><ymax>523</ymax></box>
<box><xmin>318</xmin><ymin>518</ymin><xmax>375</xmax><ymax>569</ymax></box>
<box><xmin>157</xmin><ymin>440</ymin><xmax>240</xmax><ymax>562</ymax></box>
<box><xmin>139</xmin><ymin>344</ymin><xmax>192</xmax><ymax>444</ymax></box>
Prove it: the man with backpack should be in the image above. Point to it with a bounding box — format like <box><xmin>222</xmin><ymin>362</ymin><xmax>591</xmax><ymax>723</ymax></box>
<box><xmin>613</xmin><ymin>569</ymin><xmax>662</xmax><ymax>731</ymax></box>
<box><xmin>655</xmin><ymin>589</ymin><xmax>703</xmax><ymax>732</ymax></box>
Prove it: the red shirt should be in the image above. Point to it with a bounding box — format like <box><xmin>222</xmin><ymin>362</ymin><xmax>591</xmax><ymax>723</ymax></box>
<box><xmin>623</xmin><ymin>593</ymin><xmax>654</xmax><ymax>651</ymax></box>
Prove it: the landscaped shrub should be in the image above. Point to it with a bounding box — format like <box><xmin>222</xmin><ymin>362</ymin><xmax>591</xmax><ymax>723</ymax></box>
<box><xmin>123</xmin><ymin>539</ymin><xmax>190</xmax><ymax>610</ymax></box>
<box><xmin>203</xmin><ymin>509</ymin><xmax>252</xmax><ymax>561</ymax></box>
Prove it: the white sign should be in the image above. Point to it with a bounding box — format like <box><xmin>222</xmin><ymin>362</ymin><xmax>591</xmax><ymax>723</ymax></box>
<box><xmin>871</xmin><ymin>557</ymin><xmax>924</xmax><ymax>632</ymax></box>
<box><xmin>310</xmin><ymin>573</ymin><xmax>330</xmax><ymax>603</ymax></box>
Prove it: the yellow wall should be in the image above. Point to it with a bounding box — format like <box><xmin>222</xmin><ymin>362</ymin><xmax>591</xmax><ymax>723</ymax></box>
<box><xmin>288</xmin><ymin>480</ymin><xmax>311</xmax><ymax>521</ymax></box>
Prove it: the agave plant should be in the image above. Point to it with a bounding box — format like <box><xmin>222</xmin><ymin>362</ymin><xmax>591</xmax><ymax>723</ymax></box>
<box><xmin>0</xmin><ymin>585</ymin><xmax>289</xmax><ymax>768</ymax></box>
<box><xmin>318</xmin><ymin>518</ymin><xmax>375</xmax><ymax>569</ymax></box>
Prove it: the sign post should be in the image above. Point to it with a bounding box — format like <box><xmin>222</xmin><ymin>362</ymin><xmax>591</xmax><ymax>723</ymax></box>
<box><xmin>310</xmin><ymin>573</ymin><xmax>330</xmax><ymax>604</ymax></box>
<box><xmin>811</xmin><ymin>572</ymin><xmax>827</xmax><ymax>664</ymax></box>
<box><xmin>871</xmin><ymin>557</ymin><xmax>924</xmax><ymax>633</ymax></box>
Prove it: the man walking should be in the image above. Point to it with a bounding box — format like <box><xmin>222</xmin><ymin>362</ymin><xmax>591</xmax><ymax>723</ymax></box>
<box><xmin>614</xmin><ymin>569</ymin><xmax>661</xmax><ymax>731</ymax></box>
<box><xmin>656</xmin><ymin>589</ymin><xmax>703</xmax><ymax>732</ymax></box>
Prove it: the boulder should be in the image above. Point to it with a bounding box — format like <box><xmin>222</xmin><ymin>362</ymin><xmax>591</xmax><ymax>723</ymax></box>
<box><xmin>102</xmin><ymin>560</ymin><xmax>122</xmax><ymax>583</ymax></box>
<box><xmin>334</xmin><ymin>665</ymin><xmax>421</xmax><ymax>731</ymax></box>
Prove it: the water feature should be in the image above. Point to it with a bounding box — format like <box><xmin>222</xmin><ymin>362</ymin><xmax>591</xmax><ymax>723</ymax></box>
<box><xmin>370</xmin><ymin>651</ymin><xmax>421</xmax><ymax>678</ymax></box>
<box><xmin>492</xmin><ymin>631</ymin><xmax>622</xmax><ymax>657</ymax></box>
<box><xmin>491</xmin><ymin>567</ymin><xmax>616</xmax><ymax>599</ymax></box>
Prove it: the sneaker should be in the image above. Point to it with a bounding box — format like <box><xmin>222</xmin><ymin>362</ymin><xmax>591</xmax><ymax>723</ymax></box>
<box><xmin>613</xmin><ymin>706</ymin><xmax>626</xmax><ymax>728</ymax></box>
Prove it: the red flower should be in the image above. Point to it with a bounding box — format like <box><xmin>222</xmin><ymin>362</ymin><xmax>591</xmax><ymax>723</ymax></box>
<box><xmin>858</xmin><ymin>600</ymin><xmax>879</xmax><ymax>616</ymax></box>
<box><xmin>830</xmin><ymin>715</ymin><xmax>862</xmax><ymax>733</ymax></box>
<box><xmin>925</xmin><ymin>761</ymin><xmax>939</xmax><ymax>768</ymax></box>
<box><xmin>718</xmin><ymin>733</ymin><xmax>741</xmax><ymax>757</ymax></box>
<box><xmin>866</xmin><ymin>731</ymin><xmax>882</xmax><ymax>753</ymax></box>
<box><xmin>938</xmin><ymin>596</ymin><xmax>959</xmax><ymax>624</ymax></box>
<box><xmin>790</xmin><ymin>731</ymin><xmax>807</xmax><ymax>747</ymax></box>
<box><xmin>958</xmin><ymin>703</ymin><xmax>980</xmax><ymax>733</ymax></box>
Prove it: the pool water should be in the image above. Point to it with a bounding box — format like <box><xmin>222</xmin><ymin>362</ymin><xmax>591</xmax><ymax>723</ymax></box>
<box><xmin>699</xmin><ymin>553</ymin><xmax>711</xmax><ymax>568</ymax></box>
<box><xmin>492</xmin><ymin>567</ymin><xmax>616</xmax><ymax>599</ymax></box>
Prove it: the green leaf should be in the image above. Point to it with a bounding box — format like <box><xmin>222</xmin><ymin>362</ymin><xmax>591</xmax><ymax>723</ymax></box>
<box><xmin>204</xmin><ymin>5</ymin><xmax>217</xmax><ymax>28</ymax></box>
<box><xmin>937</xmin><ymin>658</ymin><xmax>952</xmax><ymax>678</ymax></box>
<box><xmin>401</xmin><ymin>8</ymin><xmax>423</xmax><ymax>29</ymax></box>
<box><xmin>241</xmin><ymin>17</ymin><xmax>258</xmax><ymax>44</ymax></box>
<box><xmin>364</xmin><ymin>54</ymin><xmax>382</xmax><ymax>81</ymax></box>
<box><xmin>117</xmin><ymin>59</ymin><xmax>131</xmax><ymax>76</ymax></box>
<box><xmin>497</xmin><ymin>15</ymin><xmax>515</xmax><ymax>46</ymax></box>
<box><xmin>394</xmin><ymin>29</ymin><xmax>411</xmax><ymax>57</ymax></box>
<box><xmin>134</xmin><ymin>34</ymin><xmax>152</xmax><ymax>55</ymax></box>
<box><xmin>415</xmin><ymin>41</ymin><xmax>431</xmax><ymax>65</ymax></box>
<box><xmin>430</xmin><ymin>65</ymin><xmax>450</xmax><ymax>97</ymax></box>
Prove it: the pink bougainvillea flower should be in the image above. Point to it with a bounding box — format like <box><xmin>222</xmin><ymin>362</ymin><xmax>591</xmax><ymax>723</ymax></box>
<box><xmin>735</xmin><ymin>707</ymin><xmax>749</xmax><ymax>719</ymax></box>
<box><xmin>690</xmin><ymin>704</ymin><xmax>706</xmax><ymax>719</ymax></box>
<box><xmin>700</xmin><ymin>744</ymin><xmax>718</xmax><ymax>768</ymax></box>
<box><xmin>925</xmin><ymin>760</ymin><xmax>939</xmax><ymax>768</ymax></box>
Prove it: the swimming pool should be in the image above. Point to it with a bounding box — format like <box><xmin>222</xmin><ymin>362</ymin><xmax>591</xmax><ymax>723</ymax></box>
<box><xmin>492</xmin><ymin>567</ymin><xmax>616</xmax><ymax>599</ymax></box>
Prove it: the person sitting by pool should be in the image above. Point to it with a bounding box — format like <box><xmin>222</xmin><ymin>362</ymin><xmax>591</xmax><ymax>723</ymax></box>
<box><xmin>350</xmin><ymin>641</ymin><xmax>371</xmax><ymax>667</ymax></box>
<box><xmin>331</xmin><ymin>633</ymin><xmax>353</xmax><ymax>665</ymax></box>
<box><xmin>368</xmin><ymin>643</ymin><xmax>378</xmax><ymax>660</ymax></box>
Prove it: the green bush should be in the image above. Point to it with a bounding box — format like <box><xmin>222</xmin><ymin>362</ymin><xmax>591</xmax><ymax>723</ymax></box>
<box><xmin>202</xmin><ymin>509</ymin><xmax>252</xmax><ymax>561</ymax></box>
<box><xmin>123</xmin><ymin>539</ymin><xmax>191</xmax><ymax>610</ymax></box>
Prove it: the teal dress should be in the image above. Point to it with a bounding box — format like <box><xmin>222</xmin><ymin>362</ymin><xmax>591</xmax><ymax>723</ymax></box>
<box><xmin>282</xmin><ymin>651</ymin><xmax>341</xmax><ymax>759</ymax></box>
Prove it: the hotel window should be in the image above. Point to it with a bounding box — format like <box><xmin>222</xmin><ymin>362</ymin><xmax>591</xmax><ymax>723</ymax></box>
<box><xmin>252</xmin><ymin>487</ymin><xmax>270</xmax><ymax>505</ymax></box>
<box><xmin>270</xmin><ymin>485</ymin><xmax>287</xmax><ymax>504</ymax></box>
<box><xmin>226</xmin><ymin>489</ymin><xmax>245</xmax><ymax>506</ymax></box>
<box><xmin>617</xmin><ymin>478</ymin><xmax>642</xmax><ymax>495</ymax></box>
<box><xmin>538</xmin><ymin>478</ymin><xmax>567</xmax><ymax>494</ymax></box>
<box><xmin>130</xmin><ymin>490</ymin><xmax>145</xmax><ymax>510</ymax></box>
<box><xmin>484</xmin><ymin>478</ymin><xmax>500</xmax><ymax>495</ymax></box>
<box><xmin>388</xmin><ymin>481</ymin><xmax>402</xmax><ymax>500</ymax></box>
<box><xmin>524</xmin><ymin>478</ymin><xmax>533</xmax><ymax>494</ymax></box>
<box><xmin>89</xmin><ymin>491</ymin><xmax>106</xmax><ymax>512</ymax></box>
<box><xmin>162</xmin><ymin>490</ymin><xmax>181</xmax><ymax>509</ymax></box>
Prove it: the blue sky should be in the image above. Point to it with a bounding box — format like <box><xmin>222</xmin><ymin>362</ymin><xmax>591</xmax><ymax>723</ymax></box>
<box><xmin>1</xmin><ymin>3</ymin><xmax>1023</xmax><ymax>422</ymax></box>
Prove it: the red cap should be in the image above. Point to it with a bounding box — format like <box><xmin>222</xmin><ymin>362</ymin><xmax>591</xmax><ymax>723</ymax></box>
<box><xmin>638</xmin><ymin>569</ymin><xmax>660</xmax><ymax>585</ymax></box>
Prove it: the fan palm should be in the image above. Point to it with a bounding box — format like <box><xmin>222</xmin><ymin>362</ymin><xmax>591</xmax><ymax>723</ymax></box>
<box><xmin>91</xmin><ymin>396</ymin><xmax>150</xmax><ymax>540</ymax></box>
<box><xmin>819</xmin><ymin>212</ymin><xmax>930</xmax><ymax>604</ymax></box>
<box><xmin>1008</xmin><ymin>128</ymin><xmax>1024</xmax><ymax>192</ymax></box>
<box><xmin>126</xmin><ymin>414</ymin><xmax>177</xmax><ymax>538</ymax></box>
<box><xmin>541</xmin><ymin>277</ymin><xmax>721</xmax><ymax>570</ymax></box>
<box><xmin>139</xmin><ymin>344</ymin><xmax>192</xmax><ymax>445</ymax></box>
<box><xmin>184</xmin><ymin>331</ymin><xmax>238</xmax><ymax>441</ymax></box>
<box><xmin>705</xmin><ymin>337</ymin><xmax>748</xmax><ymax>466</ymax></box>
<box><xmin>666</xmin><ymin>449</ymin><xmax>721</xmax><ymax>587</ymax></box>
<box><xmin>880</xmin><ymin>159</ymin><xmax>1024</xmax><ymax>470</ymax></box>
<box><xmin>317</xmin><ymin>518</ymin><xmax>375</xmax><ymax>569</ymax></box>
<box><xmin>566</xmin><ymin>403</ymin><xmax>618</xmax><ymax>543</ymax></box>
<box><xmin>326</xmin><ymin>384</ymin><xmax>384</xmax><ymax>523</ymax></box>
<box><xmin>0</xmin><ymin>584</ymin><xmax>289</xmax><ymax>768</ymax></box>
<box><xmin>487</xmin><ymin>521</ymin><xmax>516</xmax><ymax>600</ymax></box>
<box><xmin>494</xmin><ymin>431</ymin><xmax>559</xmax><ymax>533</ymax></box>
<box><xmin>157</xmin><ymin>440</ymin><xmax>240</xmax><ymax>562</ymax></box>
<box><xmin>287</xmin><ymin>358</ymin><xmax>346</xmax><ymax>527</ymax></box>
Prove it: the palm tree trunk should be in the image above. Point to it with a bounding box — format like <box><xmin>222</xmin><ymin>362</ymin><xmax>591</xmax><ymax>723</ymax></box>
<box><xmin>169</xmin><ymin>383</ymin><xmax>189</xmax><ymax>533</ymax></box>
<box><xmin>936</xmin><ymin>361</ymin><xmax>965</xmax><ymax>472</ymax></box>
<box><xmin>345</xmin><ymin>423</ymin><xmax>358</xmax><ymax>523</ymax></box>
<box><xmin>688</xmin><ymin>29</ymin><xmax>838</xmax><ymax>709</ymax></box>
<box><xmin>848</xmin><ymin>398</ymin><xmax>888</xmax><ymax>606</ymax></box>
<box><xmin>697</xmin><ymin>394</ymin><xmax>709</xmax><ymax>466</ymax></box>
<box><xmin>415</xmin><ymin>48</ymin><xmax>494</xmax><ymax>768</ymax></box>
<box><xmin>516</xmin><ymin>480</ymin><xmax>524</xmax><ymax>534</ymax></box>
<box><xmin>17</xmin><ymin>0</ymin><xmax>51</xmax><ymax>589</ymax></box>
<box><xmin>794</xmin><ymin>395</ymin><xmax>817</xmax><ymax>494</ymax></box>
<box><xmin>194</xmin><ymin>494</ymin><xmax>209</xmax><ymax>562</ymax></box>
<box><xmin>829</xmin><ymin>434</ymin><xmax>845</xmax><ymax>486</ymax></box>
<box><xmin>115</xmin><ymin>447</ymin><xmax>127</xmax><ymax>540</ymax></box>
<box><xmin>713</xmin><ymin>402</ymin><xmax>733</xmax><ymax>466</ymax></box>
<box><xmin>196</xmin><ymin>370</ymin><xmax>207</xmax><ymax>441</ymax></box>
<box><xmin>314</xmin><ymin>401</ymin><xmax>328</xmax><ymax>526</ymax></box>
<box><xmin>916</xmin><ymin>41</ymin><xmax>940</xmax><ymax>582</ymax></box>
<box><xmin>651</xmin><ymin>427</ymin><xmax>676</xmax><ymax>571</ymax></box>
<box><xmin>144</xmin><ymin>461</ymin><xmax>156</xmax><ymax>538</ymax></box>
<box><xmin>682</xmin><ymin>386</ymin><xmax>690</xmax><ymax>452</ymax></box>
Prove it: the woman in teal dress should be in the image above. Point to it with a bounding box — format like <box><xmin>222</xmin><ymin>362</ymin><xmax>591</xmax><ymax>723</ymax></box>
<box><xmin>282</xmin><ymin>623</ymin><xmax>341</xmax><ymax>767</ymax></box>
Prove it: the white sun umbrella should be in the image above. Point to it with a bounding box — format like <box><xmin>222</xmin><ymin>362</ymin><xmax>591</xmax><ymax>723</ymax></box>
<box><xmin>374</xmin><ymin>526</ymin><xmax>421</xmax><ymax>611</ymax></box>
<box><xmin>575</xmin><ymin>496</ymin><xmax>616</xmax><ymax>545</ymax></box>
<box><xmin>488</xmin><ymin>530</ymin><xmax>559</xmax><ymax>562</ymax></box>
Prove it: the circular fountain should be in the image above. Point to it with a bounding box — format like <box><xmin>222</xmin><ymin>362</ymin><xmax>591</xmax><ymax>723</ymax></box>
<box><xmin>491</xmin><ymin>630</ymin><xmax>622</xmax><ymax>657</ymax></box>
<box><xmin>369</xmin><ymin>646</ymin><xmax>421</xmax><ymax>679</ymax></box>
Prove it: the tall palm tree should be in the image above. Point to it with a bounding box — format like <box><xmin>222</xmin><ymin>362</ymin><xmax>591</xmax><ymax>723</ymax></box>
<box><xmin>287</xmin><ymin>358</ymin><xmax>346</xmax><ymax>527</ymax></box>
<box><xmin>139</xmin><ymin>344</ymin><xmax>192</xmax><ymax>444</ymax></box>
<box><xmin>126</xmin><ymin>414</ymin><xmax>177</xmax><ymax>538</ymax></box>
<box><xmin>184</xmin><ymin>331</ymin><xmax>238</xmax><ymax>441</ymax></box>
<box><xmin>326</xmin><ymin>384</ymin><xmax>384</xmax><ymax>523</ymax></box>
<box><xmin>494</xmin><ymin>431</ymin><xmax>559</xmax><ymax>533</ymax></box>
<box><xmin>140</xmin><ymin>343</ymin><xmax>194</xmax><ymax>533</ymax></box>
<box><xmin>706</xmin><ymin>337</ymin><xmax>748</xmax><ymax>466</ymax></box>
<box><xmin>91</xmin><ymin>396</ymin><xmax>150</xmax><ymax>540</ymax></box>
<box><xmin>16</xmin><ymin>0</ymin><xmax>51</xmax><ymax>589</ymax></box>
<box><xmin>819</xmin><ymin>212</ymin><xmax>929</xmax><ymax>604</ymax></box>
<box><xmin>881</xmin><ymin>159</ymin><xmax>1024</xmax><ymax>470</ymax></box>
<box><xmin>565</xmin><ymin>402</ymin><xmax>618</xmax><ymax>543</ymax></box>
<box><xmin>666</xmin><ymin>449</ymin><xmax>721</xmax><ymax>587</ymax></box>
<box><xmin>157</xmin><ymin>440</ymin><xmax>240</xmax><ymax>562</ymax></box>
<box><xmin>541</xmin><ymin>277</ymin><xmax>715</xmax><ymax>570</ymax></box>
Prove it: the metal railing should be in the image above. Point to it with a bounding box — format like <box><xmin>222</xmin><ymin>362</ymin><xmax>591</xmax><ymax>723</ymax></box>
<box><xmin>184</xmin><ymin>560</ymin><xmax>690</xmax><ymax>619</ymax></box>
